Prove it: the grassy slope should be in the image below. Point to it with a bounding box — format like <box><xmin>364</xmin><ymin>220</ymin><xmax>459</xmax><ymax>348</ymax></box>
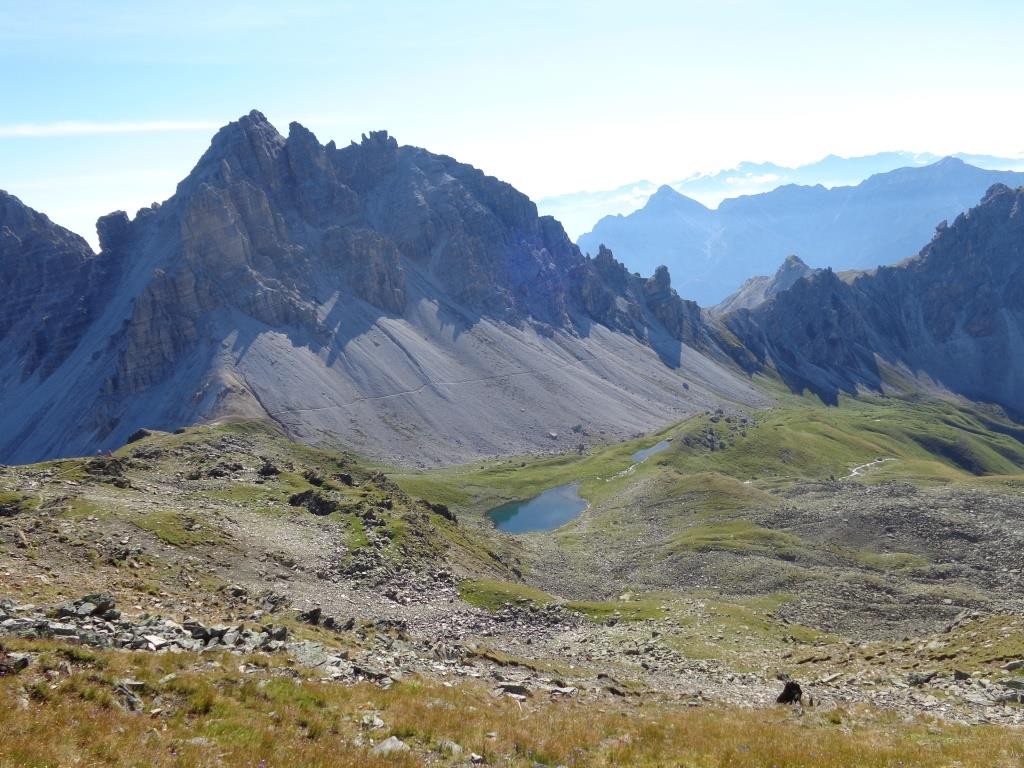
<box><xmin>393</xmin><ymin>394</ymin><xmax>1024</xmax><ymax>617</ymax></box>
<box><xmin>392</xmin><ymin>396</ymin><xmax>1024</xmax><ymax>520</ymax></box>
<box><xmin>390</xmin><ymin>422</ymin><xmax>682</xmax><ymax>512</ymax></box>
<box><xmin>2</xmin><ymin>639</ymin><xmax>1022</xmax><ymax>768</ymax></box>
<box><xmin>0</xmin><ymin>421</ymin><xmax>501</xmax><ymax>608</ymax></box>
<box><xmin>661</xmin><ymin>395</ymin><xmax>1024</xmax><ymax>483</ymax></box>
<box><xmin>4</xmin><ymin>403</ymin><xmax>1024</xmax><ymax>766</ymax></box>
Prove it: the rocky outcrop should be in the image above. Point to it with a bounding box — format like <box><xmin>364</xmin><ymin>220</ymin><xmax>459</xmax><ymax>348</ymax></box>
<box><xmin>725</xmin><ymin>184</ymin><xmax>1024</xmax><ymax>410</ymax></box>
<box><xmin>642</xmin><ymin>265</ymin><xmax>703</xmax><ymax>345</ymax></box>
<box><xmin>571</xmin><ymin>246</ymin><xmax>706</xmax><ymax>349</ymax></box>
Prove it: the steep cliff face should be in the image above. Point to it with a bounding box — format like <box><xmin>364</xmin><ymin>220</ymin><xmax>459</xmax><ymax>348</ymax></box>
<box><xmin>104</xmin><ymin>113</ymin><xmax>715</xmax><ymax>387</ymax></box>
<box><xmin>725</xmin><ymin>184</ymin><xmax>1024</xmax><ymax>410</ymax></box>
<box><xmin>0</xmin><ymin>111</ymin><xmax>764</xmax><ymax>465</ymax></box>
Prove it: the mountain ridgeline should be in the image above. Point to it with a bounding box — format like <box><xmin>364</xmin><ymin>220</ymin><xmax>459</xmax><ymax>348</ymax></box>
<box><xmin>538</xmin><ymin>151</ymin><xmax>1024</xmax><ymax>240</ymax></box>
<box><xmin>0</xmin><ymin>111</ymin><xmax>764</xmax><ymax>465</ymax></box>
<box><xmin>724</xmin><ymin>183</ymin><xmax>1024</xmax><ymax>417</ymax></box>
<box><xmin>579</xmin><ymin>158</ymin><xmax>1024</xmax><ymax>306</ymax></box>
<box><xmin>2</xmin><ymin>111</ymin><xmax>1024</xmax><ymax>466</ymax></box>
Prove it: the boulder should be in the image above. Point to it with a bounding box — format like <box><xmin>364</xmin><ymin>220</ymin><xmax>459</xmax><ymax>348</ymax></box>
<box><xmin>369</xmin><ymin>736</ymin><xmax>409</xmax><ymax>757</ymax></box>
<box><xmin>257</xmin><ymin>459</ymin><xmax>281</xmax><ymax>477</ymax></box>
<box><xmin>776</xmin><ymin>681</ymin><xmax>803</xmax><ymax>704</ymax></box>
<box><xmin>126</xmin><ymin>428</ymin><xmax>152</xmax><ymax>444</ymax></box>
<box><xmin>907</xmin><ymin>671</ymin><xmax>936</xmax><ymax>687</ymax></box>
<box><xmin>288</xmin><ymin>490</ymin><xmax>339</xmax><ymax>516</ymax></box>
<box><xmin>0</xmin><ymin>650</ymin><xmax>31</xmax><ymax>675</ymax></box>
<box><xmin>438</xmin><ymin>740</ymin><xmax>463</xmax><ymax>757</ymax></box>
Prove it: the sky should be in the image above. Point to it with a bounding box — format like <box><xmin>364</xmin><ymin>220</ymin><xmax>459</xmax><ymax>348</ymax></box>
<box><xmin>2</xmin><ymin>0</ymin><xmax>1024</xmax><ymax>248</ymax></box>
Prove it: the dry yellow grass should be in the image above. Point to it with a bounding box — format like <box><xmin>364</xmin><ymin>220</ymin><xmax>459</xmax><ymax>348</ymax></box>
<box><xmin>1</xmin><ymin>641</ymin><xmax>1022</xmax><ymax>767</ymax></box>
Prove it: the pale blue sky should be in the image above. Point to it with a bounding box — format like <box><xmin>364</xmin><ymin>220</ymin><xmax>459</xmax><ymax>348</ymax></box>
<box><xmin>2</xmin><ymin>0</ymin><xmax>1023</xmax><ymax>247</ymax></box>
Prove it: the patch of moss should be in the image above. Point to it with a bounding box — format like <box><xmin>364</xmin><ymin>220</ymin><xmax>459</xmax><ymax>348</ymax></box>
<box><xmin>670</xmin><ymin>520</ymin><xmax>806</xmax><ymax>560</ymax></box>
<box><xmin>566</xmin><ymin>598</ymin><xmax>665</xmax><ymax>622</ymax></box>
<box><xmin>665</xmin><ymin>594</ymin><xmax>834</xmax><ymax>666</ymax></box>
<box><xmin>133</xmin><ymin>511</ymin><xmax>224</xmax><ymax>547</ymax></box>
<box><xmin>459</xmin><ymin>580</ymin><xmax>666</xmax><ymax>623</ymax></box>
<box><xmin>59</xmin><ymin>497</ymin><xmax>111</xmax><ymax>520</ymax></box>
<box><xmin>846</xmin><ymin>549</ymin><xmax>930</xmax><ymax>572</ymax></box>
<box><xmin>203</xmin><ymin>484</ymin><xmax>276</xmax><ymax>504</ymax></box>
<box><xmin>925</xmin><ymin>615</ymin><xmax>1024</xmax><ymax>670</ymax></box>
<box><xmin>458</xmin><ymin>579</ymin><xmax>556</xmax><ymax>611</ymax></box>
<box><xmin>0</xmin><ymin>491</ymin><xmax>38</xmax><ymax>516</ymax></box>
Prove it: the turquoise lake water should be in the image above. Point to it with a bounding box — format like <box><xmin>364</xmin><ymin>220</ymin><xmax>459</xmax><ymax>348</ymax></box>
<box><xmin>486</xmin><ymin>438</ymin><xmax>673</xmax><ymax>534</ymax></box>
<box><xmin>487</xmin><ymin>482</ymin><xmax>588</xmax><ymax>533</ymax></box>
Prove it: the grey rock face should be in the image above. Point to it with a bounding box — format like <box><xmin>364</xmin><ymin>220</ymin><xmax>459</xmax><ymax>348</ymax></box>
<box><xmin>0</xmin><ymin>192</ymin><xmax>112</xmax><ymax>382</ymax></box>
<box><xmin>0</xmin><ymin>111</ymin><xmax>764</xmax><ymax>465</ymax></box>
<box><xmin>724</xmin><ymin>184</ymin><xmax>1024</xmax><ymax>417</ymax></box>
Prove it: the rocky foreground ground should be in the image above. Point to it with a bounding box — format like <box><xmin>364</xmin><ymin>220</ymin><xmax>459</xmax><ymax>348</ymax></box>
<box><xmin>2</xmin><ymin>420</ymin><xmax>1024</xmax><ymax>765</ymax></box>
<box><xmin>4</xmin><ymin>575</ymin><xmax>1023</xmax><ymax>731</ymax></box>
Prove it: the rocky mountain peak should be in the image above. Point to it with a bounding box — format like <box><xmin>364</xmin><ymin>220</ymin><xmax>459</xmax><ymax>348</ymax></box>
<box><xmin>96</xmin><ymin>210</ymin><xmax>132</xmax><ymax>254</ymax></box>
<box><xmin>777</xmin><ymin>253</ymin><xmax>807</xmax><ymax>272</ymax></box>
<box><xmin>981</xmin><ymin>182</ymin><xmax>1015</xmax><ymax>205</ymax></box>
<box><xmin>181</xmin><ymin>109</ymin><xmax>287</xmax><ymax>192</ymax></box>
<box><xmin>1</xmin><ymin>190</ymin><xmax>91</xmax><ymax>254</ymax></box>
<box><xmin>896</xmin><ymin>183</ymin><xmax>1024</xmax><ymax>287</ymax></box>
<box><xmin>649</xmin><ymin>264</ymin><xmax>672</xmax><ymax>291</ymax></box>
<box><xmin>331</xmin><ymin>129</ymin><xmax>401</xmax><ymax>192</ymax></box>
<box><xmin>284</xmin><ymin>120</ymin><xmax>324</xmax><ymax>159</ymax></box>
<box><xmin>0</xmin><ymin>192</ymin><xmax>111</xmax><ymax>384</ymax></box>
<box><xmin>594</xmin><ymin>243</ymin><xmax>617</xmax><ymax>266</ymax></box>
<box><xmin>771</xmin><ymin>254</ymin><xmax>814</xmax><ymax>290</ymax></box>
<box><xmin>356</xmin><ymin>129</ymin><xmax>398</xmax><ymax>151</ymax></box>
<box><xmin>222</xmin><ymin>108</ymin><xmax>280</xmax><ymax>143</ymax></box>
<box><xmin>581</xmin><ymin>158</ymin><xmax>1024</xmax><ymax>305</ymax></box>
<box><xmin>0</xmin><ymin>113</ymin><xmax>759</xmax><ymax>465</ymax></box>
<box><xmin>712</xmin><ymin>254</ymin><xmax>817</xmax><ymax>315</ymax></box>
<box><xmin>643</xmin><ymin>184</ymin><xmax>709</xmax><ymax>215</ymax></box>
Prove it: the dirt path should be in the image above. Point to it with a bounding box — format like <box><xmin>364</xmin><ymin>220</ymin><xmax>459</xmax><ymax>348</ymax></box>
<box><xmin>844</xmin><ymin>457</ymin><xmax>895</xmax><ymax>478</ymax></box>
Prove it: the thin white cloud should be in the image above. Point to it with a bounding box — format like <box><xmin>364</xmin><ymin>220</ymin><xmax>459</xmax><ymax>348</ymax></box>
<box><xmin>0</xmin><ymin>120</ymin><xmax>220</xmax><ymax>138</ymax></box>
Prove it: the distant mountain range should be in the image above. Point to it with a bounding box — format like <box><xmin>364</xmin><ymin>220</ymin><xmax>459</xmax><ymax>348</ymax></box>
<box><xmin>577</xmin><ymin>157</ymin><xmax>1024</xmax><ymax>306</ymax></box>
<box><xmin>538</xmin><ymin>151</ymin><xmax>1024</xmax><ymax>239</ymax></box>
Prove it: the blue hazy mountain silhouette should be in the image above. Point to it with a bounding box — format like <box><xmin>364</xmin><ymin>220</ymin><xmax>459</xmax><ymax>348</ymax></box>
<box><xmin>577</xmin><ymin>157</ymin><xmax>1024</xmax><ymax>306</ymax></box>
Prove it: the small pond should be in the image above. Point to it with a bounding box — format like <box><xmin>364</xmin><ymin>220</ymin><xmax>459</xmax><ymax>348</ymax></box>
<box><xmin>487</xmin><ymin>438</ymin><xmax>672</xmax><ymax>534</ymax></box>
<box><xmin>487</xmin><ymin>482</ymin><xmax>588</xmax><ymax>534</ymax></box>
<box><xmin>631</xmin><ymin>438</ymin><xmax>672</xmax><ymax>463</ymax></box>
